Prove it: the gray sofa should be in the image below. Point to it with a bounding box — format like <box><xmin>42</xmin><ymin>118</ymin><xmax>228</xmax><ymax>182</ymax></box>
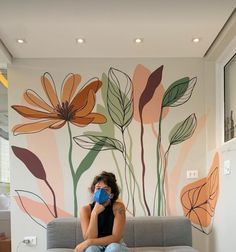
<box><xmin>47</xmin><ymin>216</ymin><xmax>198</xmax><ymax>252</ymax></box>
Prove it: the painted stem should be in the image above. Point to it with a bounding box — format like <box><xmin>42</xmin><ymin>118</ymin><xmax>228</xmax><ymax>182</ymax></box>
<box><xmin>140</xmin><ymin>112</ymin><xmax>151</xmax><ymax>216</ymax></box>
<box><xmin>111</xmin><ymin>150</ymin><xmax>123</xmax><ymax>198</ymax></box>
<box><xmin>67</xmin><ymin>123</ymin><xmax>78</xmax><ymax>217</ymax></box>
<box><xmin>162</xmin><ymin>145</ymin><xmax>171</xmax><ymax>215</ymax></box>
<box><xmin>121</xmin><ymin>129</ymin><xmax>131</xmax><ymax>212</ymax></box>
<box><xmin>156</xmin><ymin>108</ymin><xmax>164</xmax><ymax>216</ymax></box>
<box><xmin>127</xmin><ymin>128</ymin><xmax>136</xmax><ymax>216</ymax></box>
<box><xmin>44</xmin><ymin>179</ymin><xmax>58</xmax><ymax>217</ymax></box>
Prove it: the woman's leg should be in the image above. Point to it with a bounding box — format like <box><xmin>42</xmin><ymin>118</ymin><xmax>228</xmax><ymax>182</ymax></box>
<box><xmin>104</xmin><ymin>243</ymin><xmax>129</xmax><ymax>252</ymax></box>
<box><xmin>85</xmin><ymin>245</ymin><xmax>103</xmax><ymax>252</ymax></box>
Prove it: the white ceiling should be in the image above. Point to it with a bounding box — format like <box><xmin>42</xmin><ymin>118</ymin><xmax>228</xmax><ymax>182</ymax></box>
<box><xmin>0</xmin><ymin>0</ymin><xmax>235</xmax><ymax>61</ymax></box>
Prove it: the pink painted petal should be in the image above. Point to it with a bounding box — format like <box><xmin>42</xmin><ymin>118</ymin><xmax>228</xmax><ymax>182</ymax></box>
<box><xmin>61</xmin><ymin>73</ymin><xmax>81</xmax><ymax>103</ymax></box>
<box><xmin>24</xmin><ymin>89</ymin><xmax>54</xmax><ymax>112</ymax></box>
<box><xmin>12</xmin><ymin>119</ymin><xmax>63</xmax><ymax>135</ymax></box>
<box><xmin>15</xmin><ymin>195</ymin><xmax>72</xmax><ymax>225</ymax></box>
<box><xmin>41</xmin><ymin>73</ymin><xmax>60</xmax><ymax>108</ymax></box>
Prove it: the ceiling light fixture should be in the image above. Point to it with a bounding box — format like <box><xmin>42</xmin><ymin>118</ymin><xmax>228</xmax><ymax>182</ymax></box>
<box><xmin>17</xmin><ymin>39</ymin><xmax>26</xmax><ymax>44</ymax></box>
<box><xmin>192</xmin><ymin>38</ymin><xmax>200</xmax><ymax>43</ymax></box>
<box><xmin>134</xmin><ymin>38</ymin><xmax>143</xmax><ymax>44</ymax></box>
<box><xmin>76</xmin><ymin>38</ymin><xmax>85</xmax><ymax>44</ymax></box>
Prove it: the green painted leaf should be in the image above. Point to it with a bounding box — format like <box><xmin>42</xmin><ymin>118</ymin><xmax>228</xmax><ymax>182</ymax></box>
<box><xmin>107</xmin><ymin>67</ymin><xmax>133</xmax><ymax>130</ymax></box>
<box><xmin>74</xmin><ymin>141</ymin><xmax>104</xmax><ymax>185</ymax></box>
<box><xmin>73</xmin><ymin>135</ymin><xmax>124</xmax><ymax>152</ymax></box>
<box><xmin>169</xmin><ymin>113</ymin><xmax>197</xmax><ymax>145</ymax></box>
<box><xmin>97</xmin><ymin>104</ymin><xmax>115</xmax><ymax>137</ymax></box>
<box><xmin>162</xmin><ymin>77</ymin><xmax>197</xmax><ymax>107</ymax></box>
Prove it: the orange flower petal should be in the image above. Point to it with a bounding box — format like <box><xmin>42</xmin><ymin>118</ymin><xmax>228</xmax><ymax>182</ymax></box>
<box><xmin>70</xmin><ymin>79</ymin><xmax>102</xmax><ymax>110</ymax></box>
<box><xmin>41</xmin><ymin>73</ymin><xmax>60</xmax><ymax>108</ymax></box>
<box><xmin>88</xmin><ymin>113</ymin><xmax>107</xmax><ymax>124</ymax></box>
<box><xmin>74</xmin><ymin>89</ymin><xmax>95</xmax><ymax>117</ymax></box>
<box><xmin>49</xmin><ymin>120</ymin><xmax>66</xmax><ymax>129</ymax></box>
<box><xmin>12</xmin><ymin>119</ymin><xmax>62</xmax><ymax>135</ymax></box>
<box><xmin>11</xmin><ymin>105</ymin><xmax>58</xmax><ymax>119</ymax></box>
<box><xmin>24</xmin><ymin>89</ymin><xmax>54</xmax><ymax>112</ymax></box>
<box><xmin>71</xmin><ymin>117</ymin><xmax>94</xmax><ymax>127</ymax></box>
<box><xmin>61</xmin><ymin>73</ymin><xmax>81</xmax><ymax>103</ymax></box>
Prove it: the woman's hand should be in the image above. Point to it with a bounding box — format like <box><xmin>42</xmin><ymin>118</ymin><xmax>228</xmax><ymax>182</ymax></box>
<box><xmin>92</xmin><ymin>201</ymin><xmax>108</xmax><ymax>215</ymax></box>
<box><xmin>75</xmin><ymin>239</ymin><xmax>91</xmax><ymax>252</ymax></box>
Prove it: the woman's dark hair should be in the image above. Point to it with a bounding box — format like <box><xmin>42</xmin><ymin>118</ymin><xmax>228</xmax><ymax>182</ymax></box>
<box><xmin>90</xmin><ymin>171</ymin><xmax>120</xmax><ymax>203</ymax></box>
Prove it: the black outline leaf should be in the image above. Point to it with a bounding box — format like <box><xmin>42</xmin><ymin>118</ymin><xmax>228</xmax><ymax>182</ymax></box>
<box><xmin>162</xmin><ymin>77</ymin><xmax>197</xmax><ymax>107</ymax></box>
<box><xmin>73</xmin><ymin>135</ymin><xmax>124</xmax><ymax>152</ymax></box>
<box><xmin>107</xmin><ymin>67</ymin><xmax>133</xmax><ymax>131</ymax></box>
<box><xmin>169</xmin><ymin>113</ymin><xmax>197</xmax><ymax>145</ymax></box>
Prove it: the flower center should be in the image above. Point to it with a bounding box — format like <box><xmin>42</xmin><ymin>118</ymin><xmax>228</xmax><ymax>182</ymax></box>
<box><xmin>56</xmin><ymin>101</ymin><xmax>75</xmax><ymax>121</ymax></box>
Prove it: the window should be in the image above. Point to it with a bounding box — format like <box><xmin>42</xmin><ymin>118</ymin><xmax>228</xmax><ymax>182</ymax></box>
<box><xmin>224</xmin><ymin>53</ymin><xmax>236</xmax><ymax>142</ymax></box>
<box><xmin>0</xmin><ymin>137</ymin><xmax>10</xmax><ymax>183</ymax></box>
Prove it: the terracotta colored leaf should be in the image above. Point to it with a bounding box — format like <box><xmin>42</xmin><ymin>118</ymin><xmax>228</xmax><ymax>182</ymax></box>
<box><xmin>180</xmin><ymin>153</ymin><xmax>219</xmax><ymax>233</ymax></box>
<box><xmin>12</xmin><ymin>146</ymin><xmax>47</xmax><ymax>180</ymax></box>
<box><xmin>139</xmin><ymin>65</ymin><xmax>163</xmax><ymax>113</ymax></box>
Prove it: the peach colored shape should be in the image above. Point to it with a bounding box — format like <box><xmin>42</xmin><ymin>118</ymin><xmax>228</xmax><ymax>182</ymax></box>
<box><xmin>132</xmin><ymin>64</ymin><xmax>169</xmax><ymax>124</ymax></box>
<box><xmin>15</xmin><ymin>196</ymin><xmax>72</xmax><ymax>224</ymax></box>
<box><xmin>27</xmin><ymin>131</ymin><xmax>65</xmax><ymax>209</ymax></box>
<box><xmin>180</xmin><ymin>152</ymin><xmax>219</xmax><ymax>228</ymax></box>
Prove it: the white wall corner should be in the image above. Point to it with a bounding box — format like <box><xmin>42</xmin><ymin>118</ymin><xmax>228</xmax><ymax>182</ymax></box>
<box><xmin>0</xmin><ymin>40</ymin><xmax>12</xmax><ymax>66</ymax></box>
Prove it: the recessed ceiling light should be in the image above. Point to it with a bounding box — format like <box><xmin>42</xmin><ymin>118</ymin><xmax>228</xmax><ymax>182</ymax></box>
<box><xmin>17</xmin><ymin>39</ymin><xmax>26</xmax><ymax>44</ymax></box>
<box><xmin>134</xmin><ymin>38</ymin><xmax>143</xmax><ymax>44</ymax></box>
<box><xmin>192</xmin><ymin>38</ymin><xmax>200</xmax><ymax>43</ymax></box>
<box><xmin>76</xmin><ymin>38</ymin><xmax>85</xmax><ymax>44</ymax></box>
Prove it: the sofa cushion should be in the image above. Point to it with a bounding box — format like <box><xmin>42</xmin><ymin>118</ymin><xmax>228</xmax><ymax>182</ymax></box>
<box><xmin>48</xmin><ymin>246</ymin><xmax>198</xmax><ymax>252</ymax></box>
<box><xmin>132</xmin><ymin>246</ymin><xmax>198</xmax><ymax>251</ymax></box>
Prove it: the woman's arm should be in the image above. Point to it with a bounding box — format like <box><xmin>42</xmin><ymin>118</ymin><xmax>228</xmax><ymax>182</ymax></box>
<box><xmin>79</xmin><ymin>203</ymin><xmax>106</xmax><ymax>240</ymax></box>
<box><xmin>85</xmin><ymin>201</ymin><xmax>126</xmax><ymax>245</ymax></box>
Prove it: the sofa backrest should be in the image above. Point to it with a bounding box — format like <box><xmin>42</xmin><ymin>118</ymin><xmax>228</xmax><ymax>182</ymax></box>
<box><xmin>47</xmin><ymin>216</ymin><xmax>192</xmax><ymax>249</ymax></box>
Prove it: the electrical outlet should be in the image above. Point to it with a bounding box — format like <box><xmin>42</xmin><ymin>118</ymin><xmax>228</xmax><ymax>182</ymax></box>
<box><xmin>23</xmin><ymin>236</ymin><xmax>37</xmax><ymax>246</ymax></box>
<box><xmin>187</xmin><ymin>170</ymin><xmax>198</xmax><ymax>179</ymax></box>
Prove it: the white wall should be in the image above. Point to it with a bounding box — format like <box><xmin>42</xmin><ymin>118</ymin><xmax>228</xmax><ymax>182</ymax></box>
<box><xmin>205</xmin><ymin>11</ymin><xmax>236</xmax><ymax>252</ymax></box>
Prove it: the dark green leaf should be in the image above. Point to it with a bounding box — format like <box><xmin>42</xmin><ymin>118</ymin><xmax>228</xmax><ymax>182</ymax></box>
<box><xmin>162</xmin><ymin>77</ymin><xmax>197</xmax><ymax>107</ymax></box>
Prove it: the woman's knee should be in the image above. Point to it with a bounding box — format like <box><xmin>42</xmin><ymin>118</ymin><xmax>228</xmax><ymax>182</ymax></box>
<box><xmin>85</xmin><ymin>245</ymin><xmax>101</xmax><ymax>252</ymax></box>
<box><xmin>105</xmin><ymin>243</ymin><xmax>128</xmax><ymax>252</ymax></box>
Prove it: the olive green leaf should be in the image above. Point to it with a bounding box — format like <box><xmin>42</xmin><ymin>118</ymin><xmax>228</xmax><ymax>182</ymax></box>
<box><xmin>169</xmin><ymin>113</ymin><xmax>197</xmax><ymax>145</ymax></box>
<box><xmin>162</xmin><ymin>77</ymin><xmax>197</xmax><ymax>107</ymax></box>
<box><xmin>107</xmin><ymin>67</ymin><xmax>133</xmax><ymax>131</ymax></box>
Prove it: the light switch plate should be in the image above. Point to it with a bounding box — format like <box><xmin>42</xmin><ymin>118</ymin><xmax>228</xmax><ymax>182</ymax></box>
<box><xmin>224</xmin><ymin>160</ymin><xmax>231</xmax><ymax>175</ymax></box>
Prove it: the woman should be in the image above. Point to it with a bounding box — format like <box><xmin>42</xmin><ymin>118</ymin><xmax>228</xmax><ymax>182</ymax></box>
<box><xmin>75</xmin><ymin>171</ymin><xmax>129</xmax><ymax>252</ymax></box>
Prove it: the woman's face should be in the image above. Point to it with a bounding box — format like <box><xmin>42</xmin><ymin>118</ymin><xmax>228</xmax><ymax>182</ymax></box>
<box><xmin>94</xmin><ymin>180</ymin><xmax>112</xmax><ymax>194</ymax></box>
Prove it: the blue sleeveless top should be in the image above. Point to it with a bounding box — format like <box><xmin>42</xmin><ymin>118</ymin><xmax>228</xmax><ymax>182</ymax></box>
<box><xmin>90</xmin><ymin>202</ymin><xmax>114</xmax><ymax>237</ymax></box>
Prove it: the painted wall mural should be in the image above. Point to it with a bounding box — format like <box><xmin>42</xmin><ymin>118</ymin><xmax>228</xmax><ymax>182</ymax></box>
<box><xmin>10</xmin><ymin>63</ymin><xmax>217</xmax><ymax>234</ymax></box>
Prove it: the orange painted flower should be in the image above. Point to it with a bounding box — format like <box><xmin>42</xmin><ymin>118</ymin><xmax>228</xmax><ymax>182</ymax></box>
<box><xmin>12</xmin><ymin>72</ymin><xmax>107</xmax><ymax>135</ymax></box>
